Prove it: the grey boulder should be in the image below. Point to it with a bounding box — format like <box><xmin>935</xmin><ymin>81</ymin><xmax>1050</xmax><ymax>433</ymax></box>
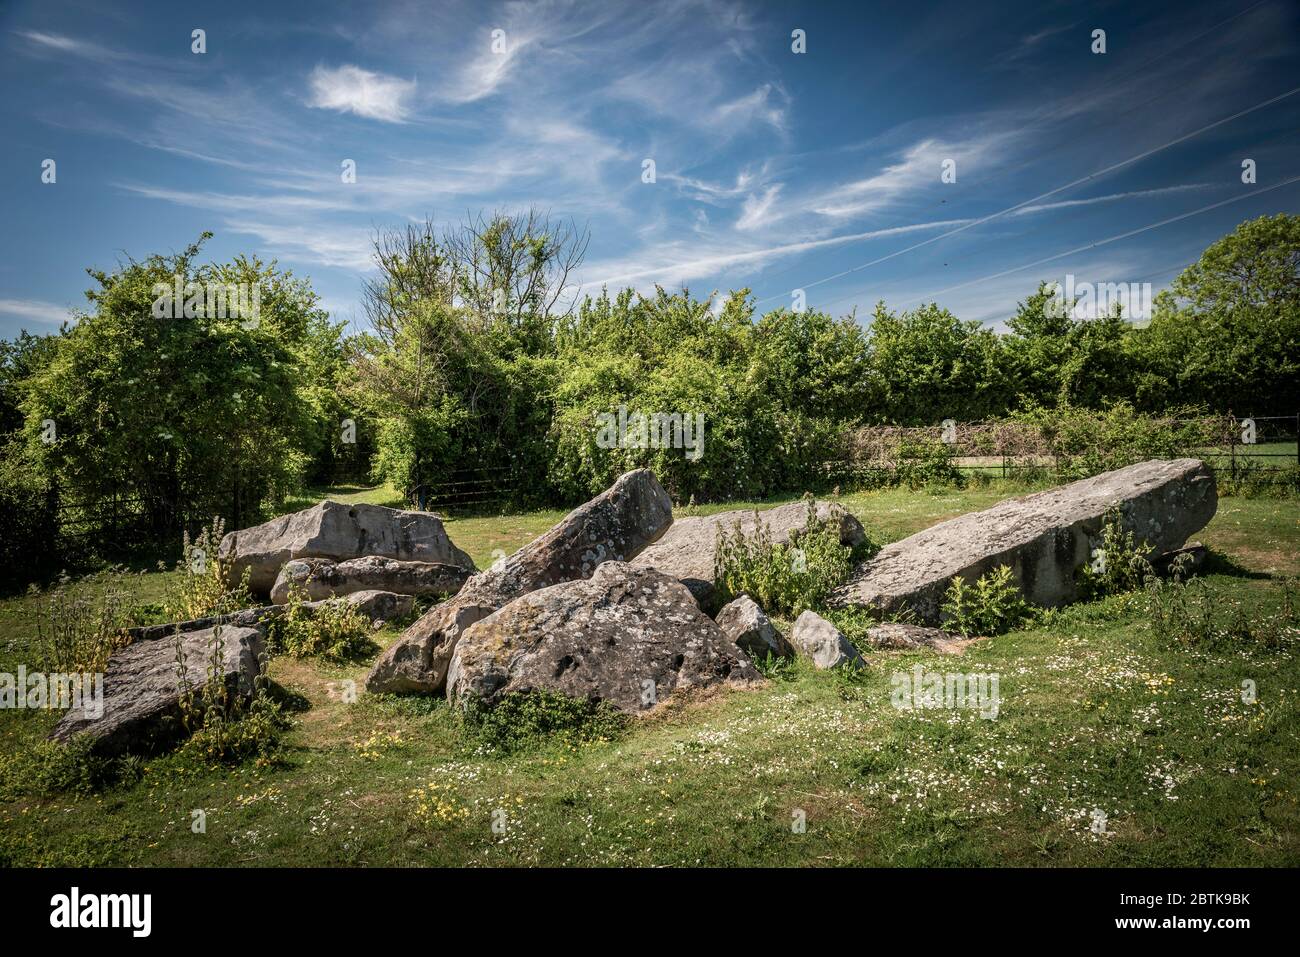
<box><xmin>831</xmin><ymin>458</ymin><xmax>1217</xmax><ymax>624</ymax></box>
<box><xmin>49</xmin><ymin>625</ymin><xmax>264</xmax><ymax>757</ymax></box>
<box><xmin>634</xmin><ymin>499</ymin><xmax>866</xmax><ymax>609</ymax></box>
<box><xmin>366</xmin><ymin>468</ymin><xmax>674</xmax><ymax>695</ymax></box>
<box><xmin>446</xmin><ymin>562</ymin><xmax>762</xmax><ymax>712</ymax></box>
<box><xmin>715</xmin><ymin>595</ymin><xmax>794</xmax><ymax>659</ymax></box>
<box><xmin>862</xmin><ymin>622</ymin><xmax>966</xmax><ymax>655</ymax></box>
<box><xmin>218</xmin><ymin>500</ymin><xmax>475</xmax><ymax>594</ymax></box>
<box><xmin>791</xmin><ymin>611</ymin><xmax>865</xmax><ymax>669</ymax></box>
<box><xmin>270</xmin><ymin>555</ymin><xmax>471</xmax><ymax>604</ymax></box>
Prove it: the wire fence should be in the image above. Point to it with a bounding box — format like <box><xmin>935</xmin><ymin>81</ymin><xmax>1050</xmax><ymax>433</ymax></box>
<box><xmin>820</xmin><ymin>413</ymin><xmax>1299</xmax><ymax>483</ymax></box>
<box><xmin>409</xmin><ymin>464</ymin><xmax>520</xmax><ymax>512</ymax></box>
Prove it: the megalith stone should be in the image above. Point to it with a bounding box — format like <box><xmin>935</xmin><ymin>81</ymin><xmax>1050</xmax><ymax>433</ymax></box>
<box><xmin>366</xmin><ymin>468</ymin><xmax>673</xmax><ymax>695</ymax></box>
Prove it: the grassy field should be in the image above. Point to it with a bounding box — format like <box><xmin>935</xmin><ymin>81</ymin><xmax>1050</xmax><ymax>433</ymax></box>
<box><xmin>1</xmin><ymin>482</ymin><xmax>1297</xmax><ymax>867</ymax></box>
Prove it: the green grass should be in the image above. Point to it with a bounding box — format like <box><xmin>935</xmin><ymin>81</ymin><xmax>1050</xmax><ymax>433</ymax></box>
<box><xmin>1</xmin><ymin>482</ymin><xmax>1297</xmax><ymax>867</ymax></box>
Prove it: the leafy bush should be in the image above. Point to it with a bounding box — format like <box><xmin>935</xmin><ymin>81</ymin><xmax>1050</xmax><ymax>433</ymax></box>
<box><xmin>941</xmin><ymin>565</ymin><xmax>1034</xmax><ymax>637</ymax></box>
<box><xmin>1016</xmin><ymin>401</ymin><xmax>1223</xmax><ymax>481</ymax></box>
<box><xmin>895</xmin><ymin>437</ymin><xmax>963</xmax><ymax>490</ymax></box>
<box><xmin>458</xmin><ymin>690</ymin><xmax>628</xmax><ymax>755</ymax></box>
<box><xmin>713</xmin><ymin>499</ymin><xmax>864</xmax><ymax>617</ymax></box>
<box><xmin>264</xmin><ymin>583</ymin><xmax>374</xmax><ymax>661</ymax></box>
<box><xmin>1077</xmin><ymin>505</ymin><xmax>1154</xmax><ymax>599</ymax></box>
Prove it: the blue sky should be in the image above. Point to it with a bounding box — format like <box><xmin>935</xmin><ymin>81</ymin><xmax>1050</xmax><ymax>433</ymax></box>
<box><xmin>2</xmin><ymin>0</ymin><xmax>1298</xmax><ymax>340</ymax></box>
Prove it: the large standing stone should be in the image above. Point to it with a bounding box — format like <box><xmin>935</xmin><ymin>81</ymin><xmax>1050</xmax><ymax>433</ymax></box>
<box><xmin>49</xmin><ymin>625</ymin><xmax>264</xmax><ymax>757</ymax></box>
<box><xmin>633</xmin><ymin>500</ymin><xmax>867</xmax><ymax>609</ymax></box>
<box><xmin>715</xmin><ymin>595</ymin><xmax>794</xmax><ymax>659</ymax></box>
<box><xmin>365</xmin><ymin>468</ymin><xmax>674</xmax><ymax>695</ymax></box>
<box><xmin>791</xmin><ymin>611</ymin><xmax>865</xmax><ymax>669</ymax></box>
<box><xmin>831</xmin><ymin>458</ymin><xmax>1218</xmax><ymax>624</ymax></box>
<box><xmin>446</xmin><ymin>562</ymin><xmax>761</xmax><ymax>711</ymax></box>
<box><xmin>270</xmin><ymin>556</ymin><xmax>470</xmax><ymax>604</ymax></box>
<box><xmin>218</xmin><ymin>501</ymin><xmax>475</xmax><ymax>595</ymax></box>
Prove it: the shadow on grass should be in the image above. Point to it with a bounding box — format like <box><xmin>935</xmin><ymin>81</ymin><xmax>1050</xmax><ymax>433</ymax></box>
<box><xmin>1202</xmin><ymin>547</ymin><xmax>1272</xmax><ymax>581</ymax></box>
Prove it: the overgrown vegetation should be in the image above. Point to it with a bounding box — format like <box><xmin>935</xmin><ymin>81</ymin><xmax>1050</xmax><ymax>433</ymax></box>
<box><xmin>264</xmin><ymin>583</ymin><xmax>375</xmax><ymax>662</ymax></box>
<box><xmin>162</xmin><ymin>517</ymin><xmax>253</xmax><ymax>622</ymax></box>
<box><xmin>1077</xmin><ymin>505</ymin><xmax>1155</xmax><ymax>599</ymax></box>
<box><xmin>32</xmin><ymin>568</ymin><xmax>138</xmax><ymax>673</ymax></box>
<box><xmin>171</xmin><ymin>624</ymin><xmax>285</xmax><ymax>767</ymax></box>
<box><xmin>941</xmin><ymin>565</ymin><xmax>1036</xmax><ymax>637</ymax></box>
<box><xmin>1147</xmin><ymin>572</ymin><xmax>1298</xmax><ymax>649</ymax></box>
<box><xmin>713</xmin><ymin>499</ymin><xmax>868</xmax><ymax>616</ymax></box>
<box><xmin>457</xmin><ymin>689</ymin><xmax>629</xmax><ymax>755</ymax></box>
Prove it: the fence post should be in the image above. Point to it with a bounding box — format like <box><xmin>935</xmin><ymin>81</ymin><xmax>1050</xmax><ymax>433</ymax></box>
<box><xmin>1229</xmin><ymin>412</ymin><xmax>1237</xmax><ymax>484</ymax></box>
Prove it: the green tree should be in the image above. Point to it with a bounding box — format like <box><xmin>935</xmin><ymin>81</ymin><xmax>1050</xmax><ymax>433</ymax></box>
<box><xmin>21</xmin><ymin>234</ymin><xmax>340</xmax><ymax>538</ymax></box>
<box><xmin>865</xmin><ymin>301</ymin><xmax>1011</xmax><ymax>424</ymax></box>
<box><xmin>1142</xmin><ymin>214</ymin><xmax>1300</xmax><ymax>415</ymax></box>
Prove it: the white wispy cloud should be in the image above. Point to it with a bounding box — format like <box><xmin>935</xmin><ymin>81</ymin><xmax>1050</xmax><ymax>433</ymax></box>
<box><xmin>0</xmin><ymin>298</ymin><xmax>75</xmax><ymax>325</ymax></box>
<box><xmin>578</xmin><ymin>218</ymin><xmax>974</xmax><ymax>292</ymax></box>
<box><xmin>810</xmin><ymin>133</ymin><xmax>1011</xmax><ymax>219</ymax></box>
<box><xmin>713</xmin><ymin>83</ymin><xmax>787</xmax><ymax>133</ymax></box>
<box><xmin>736</xmin><ymin>184</ymin><xmax>783</xmax><ymax>231</ymax></box>
<box><xmin>17</xmin><ymin>29</ymin><xmax>124</xmax><ymax>61</ymax></box>
<box><xmin>222</xmin><ymin>221</ymin><xmax>376</xmax><ymax>271</ymax></box>
<box><xmin>308</xmin><ymin>64</ymin><xmax>417</xmax><ymax>122</ymax></box>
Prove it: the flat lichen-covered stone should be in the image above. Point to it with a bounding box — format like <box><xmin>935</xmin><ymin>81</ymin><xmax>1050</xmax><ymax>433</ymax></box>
<box><xmin>270</xmin><ymin>556</ymin><xmax>470</xmax><ymax>604</ymax></box>
<box><xmin>634</xmin><ymin>499</ymin><xmax>866</xmax><ymax>610</ymax></box>
<box><xmin>830</xmin><ymin>458</ymin><xmax>1217</xmax><ymax>624</ymax></box>
<box><xmin>49</xmin><ymin>625</ymin><xmax>264</xmax><ymax>757</ymax></box>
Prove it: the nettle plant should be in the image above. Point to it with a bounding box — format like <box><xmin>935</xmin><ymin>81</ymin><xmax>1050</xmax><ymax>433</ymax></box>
<box><xmin>164</xmin><ymin>517</ymin><xmax>252</xmax><ymax>622</ymax></box>
<box><xmin>1146</xmin><ymin>569</ymin><xmax>1297</xmax><ymax>649</ymax></box>
<box><xmin>172</xmin><ymin>625</ymin><xmax>282</xmax><ymax>767</ymax></box>
<box><xmin>713</xmin><ymin>498</ymin><xmax>865</xmax><ymax>617</ymax></box>
<box><xmin>1077</xmin><ymin>505</ymin><xmax>1154</xmax><ymax>599</ymax></box>
<box><xmin>941</xmin><ymin>565</ymin><xmax>1034</xmax><ymax>637</ymax></box>
<box><xmin>33</xmin><ymin>568</ymin><xmax>137</xmax><ymax>674</ymax></box>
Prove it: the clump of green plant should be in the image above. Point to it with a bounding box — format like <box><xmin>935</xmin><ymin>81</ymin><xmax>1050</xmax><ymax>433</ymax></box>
<box><xmin>163</xmin><ymin>517</ymin><xmax>253</xmax><ymax>622</ymax></box>
<box><xmin>264</xmin><ymin>582</ymin><xmax>374</xmax><ymax>661</ymax></box>
<box><xmin>941</xmin><ymin>565</ymin><xmax>1034</xmax><ymax>637</ymax></box>
<box><xmin>1077</xmin><ymin>505</ymin><xmax>1154</xmax><ymax>599</ymax></box>
<box><xmin>713</xmin><ymin>499</ymin><xmax>869</xmax><ymax>616</ymax></box>
<box><xmin>33</xmin><ymin>568</ymin><xmax>137</xmax><ymax>673</ymax></box>
<box><xmin>1219</xmin><ymin>463</ymin><xmax>1300</xmax><ymax>498</ymax></box>
<box><xmin>1147</xmin><ymin>575</ymin><xmax>1297</xmax><ymax>648</ymax></box>
<box><xmin>172</xmin><ymin>625</ymin><xmax>284</xmax><ymax>767</ymax></box>
<box><xmin>459</xmin><ymin>690</ymin><xmax>629</xmax><ymax>755</ymax></box>
<box><xmin>895</xmin><ymin>437</ymin><xmax>963</xmax><ymax>490</ymax></box>
<box><xmin>0</xmin><ymin>736</ymin><xmax>118</xmax><ymax>801</ymax></box>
